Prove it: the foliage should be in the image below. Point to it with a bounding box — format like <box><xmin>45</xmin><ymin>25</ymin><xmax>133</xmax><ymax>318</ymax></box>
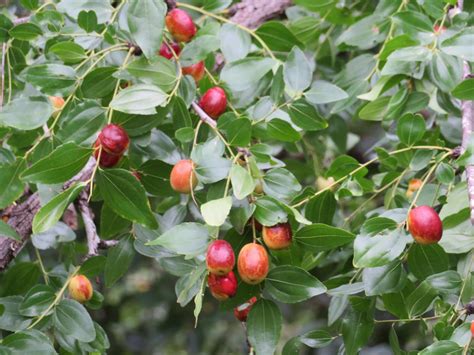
<box><xmin>0</xmin><ymin>0</ymin><xmax>473</xmax><ymax>354</ymax></box>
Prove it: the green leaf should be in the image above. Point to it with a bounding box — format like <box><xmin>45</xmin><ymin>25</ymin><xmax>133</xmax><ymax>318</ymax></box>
<box><xmin>353</xmin><ymin>228</ymin><xmax>411</xmax><ymax>268</ymax></box>
<box><xmin>397</xmin><ymin>113</ymin><xmax>426</xmax><ymax>146</ymax></box>
<box><xmin>49</xmin><ymin>41</ymin><xmax>86</xmax><ymax>63</ymax></box>
<box><xmin>230</xmin><ymin>164</ymin><xmax>255</xmax><ymax>200</ymax></box>
<box><xmin>299</xmin><ymin>329</ymin><xmax>334</xmax><ymax>349</ymax></box>
<box><xmin>265</xmin><ymin>266</ymin><xmax>327</xmax><ymax>303</ymax></box>
<box><xmin>180</xmin><ymin>35</ymin><xmax>220</xmax><ymax>66</ymax></box>
<box><xmin>139</xmin><ymin>160</ymin><xmax>174</xmax><ymax>196</ymax></box>
<box><xmin>392</xmin><ymin>11</ymin><xmax>433</xmax><ymax>33</ymax></box>
<box><xmin>81</xmin><ymin>67</ymin><xmax>118</xmax><ymax>98</ymax></box>
<box><xmin>127</xmin><ymin>56</ymin><xmax>177</xmax><ymax>92</ymax></box>
<box><xmin>295</xmin><ymin>223</ymin><xmax>354</xmax><ymax>251</ymax></box>
<box><xmin>426</xmin><ymin>271</ymin><xmax>462</xmax><ymax>293</ymax></box>
<box><xmin>22</xmin><ymin>64</ymin><xmax>76</xmax><ymax>95</ymax></box>
<box><xmin>0</xmin><ymin>220</ymin><xmax>21</xmax><ymax>241</ymax></box>
<box><xmin>127</xmin><ymin>0</ymin><xmax>166</xmax><ymax>59</ymax></box>
<box><xmin>305</xmin><ymin>190</ymin><xmax>336</xmax><ymax>224</ymax></box>
<box><xmin>56</xmin><ymin>101</ymin><xmax>106</xmax><ymax>144</ymax></box>
<box><xmin>452</xmin><ymin>78</ymin><xmax>474</xmax><ymax>100</ymax></box>
<box><xmin>342</xmin><ymin>298</ymin><xmax>374</xmax><ymax>355</ymax></box>
<box><xmin>78</xmin><ymin>10</ymin><xmax>98</xmax><ymax>33</ymax></box>
<box><xmin>247</xmin><ymin>299</ymin><xmax>282</xmax><ymax>355</ymax></box>
<box><xmin>2</xmin><ymin>330</ymin><xmax>55</xmax><ymax>354</ymax></box>
<box><xmin>362</xmin><ymin>261</ymin><xmax>406</xmax><ymax>296</ymax></box>
<box><xmin>220</xmin><ymin>57</ymin><xmax>275</xmax><ymax>90</ymax></box>
<box><xmin>263</xmin><ymin>168</ymin><xmax>302</xmax><ymax>201</ymax></box>
<box><xmin>358</xmin><ymin>96</ymin><xmax>390</xmax><ymax>121</ymax></box>
<box><xmin>220</xmin><ymin>23</ymin><xmax>251</xmax><ymax>62</ymax></box>
<box><xmin>19</xmin><ymin>285</ymin><xmax>55</xmax><ymax>317</ymax></box>
<box><xmin>440</xmin><ymin>28</ymin><xmax>474</xmax><ymax>61</ymax></box>
<box><xmin>110</xmin><ymin>84</ymin><xmax>167</xmax><ymax>115</ymax></box>
<box><xmin>256</xmin><ymin>21</ymin><xmax>302</xmax><ymax>52</ymax></box>
<box><xmin>429</xmin><ymin>52</ymin><xmax>463</xmax><ymax>93</ymax></box>
<box><xmin>436</xmin><ymin>162</ymin><xmax>455</xmax><ymax>184</ymax></box>
<box><xmin>20</xmin><ymin>0</ymin><xmax>39</xmax><ymax>10</ymax></box>
<box><xmin>288</xmin><ymin>99</ymin><xmax>327</xmax><ymax>131</ymax></box>
<box><xmin>284</xmin><ymin>47</ymin><xmax>312</xmax><ymax>93</ymax></box>
<box><xmin>53</xmin><ymin>299</ymin><xmax>96</xmax><ymax>342</ymax></box>
<box><xmin>105</xmin><ymin>235</ymin><xmax>134</xmax><ymax>287</ymax></box>
<box><xmin>218</xmin><ymin>115</ymin><xmax>252</xmax><ymax>146</ymax></box>
<box><xmin>147</xmin><ymin>223</ymin><xmax>209</xmax><ymax>256</ymax></box>
<box><xmin>0</xmin><ymin>296</ymin><xmax>31</xmax><ymax>331</ymax></box>
<box><xmin>21</xmin><ymin>143</ymin><xmax>92</xmax><ymax>184</ymax></box>
<box><xmin>305</xmin><ymin>80</ymin><xmax>348</xmax><ymax>104</ymax></box>
<box><xmin>96</xmin><ymin>169</ymin><xmax>157</xmax><ymax>229</ymax></box>
<box><xmin>0</xmin><ymin>159</ymin><xmax>26</xmax><ymax>208</ymax></box>
<box><xmin>407</xmin><ymin>244</ymin><xmax>449</xmax><ymax>279</ymax></box>
<box><xmin>254</xmin><ymin>197</ymin><xmax>288</xmax><ymax>226</ymax></box>
<box><xmin>294</xmin><ymin>0</ymin><xmax>335</xmax><ymax>12</ymax></box>
<box><xmin>32</xmin><ymin>182</ymin><xmax>86</xmax><ymax>234</ymax></box>
<box><xmin>419</xmin><ymin>341</ymin><xmax>462</xmax><ymax>355</ymax></box>
<box><xmin>201</xmin><ymin>196</ymin><xmax>232</xmax><ymax>227</ymax></box>
<box><xmin>267</xmin><ymin>119</ymin><xmax>300</xmax><ymax>142</ymax></box>
<box><xmin>406</xmin><ymin>281</ymin><xmax>437</xmax><ymax>317</ymax></box>
<box><xmin>172</xmin><ymin>96</ymin><xmax>192</xmax><ymax>129</ymax></box>
<box><xmin>0</xmin><ymin>96</ymin><xmax>53</xmax><ymax>130</ymax></box>
<box><xmin>9</xmin><ymin>23</ymin><xmax>42</xmax><ymax>41</ymax></box>
<box><xmin>57</xmin><ymin>0</ymin><xmax>113</xmax><ymax>23</ymax></box>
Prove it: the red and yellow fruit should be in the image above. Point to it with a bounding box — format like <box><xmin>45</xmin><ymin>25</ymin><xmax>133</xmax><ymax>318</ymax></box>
<box><xmin>165</xmin><ymin>9</ymin><xmax>196</xmax><ymax>43</ymax></box>
<box><xmin>234</xmin><ymin>296</ymin><xmax>257</xmax><ymax>322</ymax></box>
<box><xmin>68</xmin><ymin>275</ymin><xmax>93</xmax><ymax>303</ymax></box>
<box><xmin>170</xmin><ymin>159</ymin><xmax>198</xmax><ymax>193</ymax></box>
<box><xmin>206</xmin><ymin>240</ymin><xmax>235</xmax><ymax>275</ymax></box>
<box><xmin>49</xmin><ymin>96</ymin><xmax>65</xmax><ymax>110</ymax></box>
<box><xmin>407</xmin><ymin>205</ymin><xmax>443</xmax><ymax>244</ymax></box>
<box><xmin>262</xmin><ymin>222</ymin><xmax>292</xmax><ymax>250</ymax></box>
<box><xmin>406</xmin><ymin>178</ymin><xmax>422</xmax><ymax>198</ymax></box>
<box><xmin>182</xmin><ymin>61</ymin><xmax>205</xmax><ymax>82</ymax></box>
<box><xmin>159</xmin><ymin>42</ymin><xmax>181</xmax><ymax>59</ymax></box>
<box><xmin>198</xmin><ymin>87</ymin><xmax>227</xmax><ymax>119</ymax></box>
<box><xmin>237</xmin><ymin>243</ymin><xmax>269</xmax><ymax>285</ymax></box>
<box><xmin>208</xmin><ymin>271</ymin><xmax>238</xmax><ymax>301</ymax></box>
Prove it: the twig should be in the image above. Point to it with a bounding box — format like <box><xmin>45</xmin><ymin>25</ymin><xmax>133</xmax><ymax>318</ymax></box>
<box><xmin>191</xmin><ymin>101</ymin><xmax>217</xmax><ymax>128</ymax></box>
<box><xmin>76</xmin><ymin>189</ymin><xmax>100</xmax><ymax>258</ymax></box>
<box><xmin>0</xmin><ymin>43</ymin><xmax>6</xmax><ymax>109</ymax></box>
<box><xmin>13</xmin><ymin>17</ymin><xmax>30</xmax><ymax>25</ymax></box>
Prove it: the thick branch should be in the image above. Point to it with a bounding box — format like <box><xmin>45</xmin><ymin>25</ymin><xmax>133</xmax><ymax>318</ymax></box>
<box><xmin>76</xmin><ymin>190</ymin><xmax>100</xmax><ymax>258</ymax></box>
<box><xmin>458</xmin><ymin>0</ymin><xmax>474</xmax><ymax>224</ymax></box>
<box><xmin>0</xmin><ymin>158</ymin><xmax>97</xmax><ymax>270</ymax></box>
<box><xmin>229</xmin><ymin>0</ymin><xmax>292</xmax><ymax>29</ymax></box>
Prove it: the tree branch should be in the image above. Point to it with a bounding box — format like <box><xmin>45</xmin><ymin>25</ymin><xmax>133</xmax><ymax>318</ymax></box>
<box><xmin>458</xmin><ymin>0</ymin><xmax>474</xmax><ymax>224</ymax></box>
<box><xmin>229</xmin><ymin>0</ymin><xmax>292</xmax><ymax>29</ymax></box>
<box><xmin>0</xmin><ymin>158</ymin><xmax>97</xmax><ymax>270</ymax></box>
<box><xmin>191</xmin><ymin>101</ymin><xmax>217</xmax><ymax>128</ymax></box>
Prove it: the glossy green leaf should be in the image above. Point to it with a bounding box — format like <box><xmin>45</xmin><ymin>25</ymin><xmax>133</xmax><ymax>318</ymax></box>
<box><xmin>230</xmin><ymin>164</ymin><xmax>255</xmax><ymax>200</ymax></box>
<box><xmin>22</xmin><ymin>64</ymin><xmax>76</xmax><ymax>95</ymax></box>
<box><xmin>49</xmin><ymin>41</ymin><xmax>86</xmax><ymax>63</ymax></box>
<box><xmin>0</xmin><ymin>96</ymin><xmax>53</xmax><ymax>130</ymax></box>
<box><xmin>265</xmin><ymin>266</ymin><xmax>327</xmax><ymax>303</ymax></box>
<box><xmin>147</xmin><ymin>223</ymin><xmax>209</xmax><ymax>256</ymax></box>
<box><xmin>220</xmin><ymin>23</ymin><xmax>251</xmax><ymax>62</ymax></box>
<box><xmin>0</xmin><ymin>220</ymin><xmax>21</xmax><ymax>241</ymax></box>
<box><xmin>105</xmin><ymin>235</ymin><xmax>134</xmax><ymax>287</ymax></box>
<box><xmin>452</xmin><ymin>78</ymin><xmax>474</xmax><ymax>100</ymax></box>
<box><xmin>295</xmin><ymin>223</ymin><xmax>354</xmax><ymax>251</ymax></box>
<box><xmin>0</xmin><ymin>159</ymin><xmax>26</xmax><ymax>208</ymax></box>
<box><xmin>247</xmin><ymin>299</ymin><xmax>282</xmax><ymax>355</ymax></box>
<box><xmin>21</xmin><ymin>143</ymin><xmax>92</xmax><ymax>184</ymax></box>
<box><xmin>397</xmin><ymin>113</ymin><xmax>426</xmax><ymax>146</ymax></box>
<box><xmin>256</xmin><ymin>21</ymin><xmax>302</xmax><ymax>52</ymax></box>
<box><xmin>201</xmin><ymin>196</ymin><xmax>232</xmax><ymax>227</ymax></box>
<box><xmin>362</xmin><ymin>261</ymin><xmax>407</xmax><ymax>296</ymax></box>
<box><xmin>53</xmin><ymin>299</ymin><xmax>96</xmax><ymax>342</ymax></box>
<box><xmin>81</xmin><ymin>67</ymin><xmax>118</xmax><ymax>98</ymax></box>
<box><xmin>96</xmin><ymin>169</ymin><xmax>157</xmax><ymax>229</ymax></box>
<box><xmin>9</xmin><ymin>23</ymin><xmax>42</xmax><ymax>41</ymax></box>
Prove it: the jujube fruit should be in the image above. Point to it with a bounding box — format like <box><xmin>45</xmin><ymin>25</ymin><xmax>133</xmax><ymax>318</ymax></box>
<box><xmin>406</xmin><ymin>178</ymin><xmax>422</xmax><ymax>198</ymax></box>
<box><xmin>68</xmin><ymin>275</ymin><xmax>93</xmax><ymax>303</ymax></box>
<box><xmin>198</xmin><ymin>87</ymin><xmax>227</xmax><ymax>119</ymax></box>
<box><xmin>237</xmin><ymin>243</ymin><xmax>269</xmax><ymax>284</ymax></box>
<box><xmin>407</xmin><ymin>205</ymin><xmax>443</xmax><ymax>244</ymax></box>
<box><xmin>170</xmin><ymin>159</ymin><xmax>198</xmax><ymax>193</ymax></box>
<box><xmin>182</xmin><ymin>61</ymin><xmax>205</xmax><ymax>82</ymax></box>
<box><xmin>206</xmin><ymin>240</ymin><xmax>235</xmax><ymax>275</ymax></box>
<box><xmin>165</xmin><ymin>9</ymin><xmax>196</xmax><ymax>43</ymax></box>
<box><xmin>234</xmin><ymin>296</ymin><xmax>257</xmax><ymax>322</ymax></box>
<box><xmin>97</xmin><ymin>124</ymin><xmax>129</xmax><ymax>155</ymax></box>
<box><xmin>93</xmin><ymin>140</ymin><xmax>122</xmax><ymax>168</ymax></box>
<box><xmin>159</xmin><ymin>42</ymin><xmax>181</xmax><ymax>59</ymax></box>
<box><xmin>262</xmin><ymin>222</ymin><xmax>292</xmax><ymax>250</ymax></box>
<box><xmin>208</xmin><ymin>271</ymin><xmax>238</xmax><ymax>301</ymax></box>
<box><xmin>49</xmin><ymin>96</ymin><xmax>65</xmax><ymax>110</ymax></box>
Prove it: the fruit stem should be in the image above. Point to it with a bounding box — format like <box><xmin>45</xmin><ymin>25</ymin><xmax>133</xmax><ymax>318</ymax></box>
<box><xmin>176</xmin><ymin>2</ymin><xmax>278</xmax><ymax>62</ymax></box>
<box><xmin>291</xmin><ymin>145</ymin><xmax>452</xmax><ymax>209</ymax></box>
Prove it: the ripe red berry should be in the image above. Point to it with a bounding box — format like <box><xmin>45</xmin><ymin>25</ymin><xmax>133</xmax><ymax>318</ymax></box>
<box><xmin>237</xmin><ymin>243</ymin><xmax>269</xmax><ymax>285</ymax></box>
<box><xmin>234</xmin><ymin>296</ymin><xmax>257</xmax><ymax>322</ymax></box>
<box><xmin>407</xmin><ymin>205</ymin><xmax>443</xmax><ymax>244</ymax></box>
<box><xmin>182</xmin><ymin>61</ymin><xmax>205</xmax><ymax>83</ymax></box>
<box><xmin>262</xmin><ymin>222</ymin><xmax>292</xmax><ymax>250</ymax></box>
<box><xmin>208</xmin><ymin>271</ymin><xmax>238</xmax><ymax>301</ymax></box>
<box><xmin>97</xmin><ymin>124</ymin><xmax>129</xmax><ymax>155</ymax></box>
<box><xmin>170</xmin><ymin>159</ymin><xmax>198</xmax><ymax>193</ymax></box>
<box><xmin>68</xmin><ymin>275</ymin><xmax>93</xmax><ymax>303</ymax></box>
<box><xmin>165</xmin><ymin>9</ymin><xmax>196</xmax><ymax>43</ymax></box>
<box><xmin>159</xmin><ymin>42</ymin><xmax>181</xmax><ymax>59</ymax></box>
<box><xmin>198</xmin><ymin>87</ymin><xmax>227</xmax><ymax>119</ymax></box>
<box><xmin>206</xmin><ymin>240</ymin><xmax>235</xmax><ymax>275</ymax></box>
<box><xmin>93</xmin><ymin>140</ymin><xmax>122</xmax><ymax>168</ymax></box>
